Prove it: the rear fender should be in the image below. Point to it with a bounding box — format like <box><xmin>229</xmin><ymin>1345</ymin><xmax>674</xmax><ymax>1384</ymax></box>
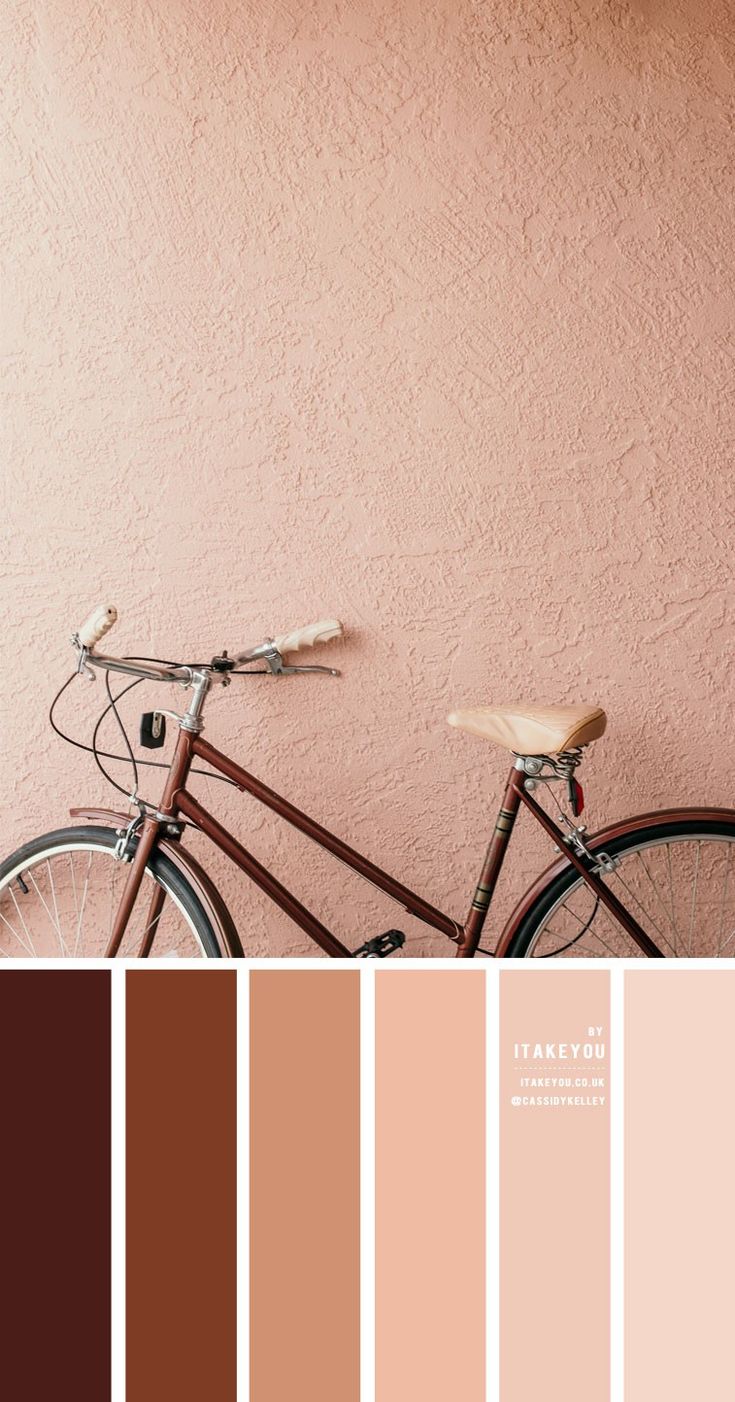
<box><xmin>69</xmin><ymin>807</ymin><xmax>243</xmax><ymax>957</ymax></box>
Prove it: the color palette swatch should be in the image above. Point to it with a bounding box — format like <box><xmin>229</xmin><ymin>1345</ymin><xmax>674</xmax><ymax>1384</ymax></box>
<box><xmin>0</xmin><ymin>965</ymin><xmax>731</xmax><ymax>1400</ymax></box>
<box><xmin>500</xmin><ymin>970</ymin><xmax>610</xmax><ymax>1401</ymax></box>
<box><xmin>625</xmin><ymin>971</ymin><xmax>735</xmax><ymax>1402</ymax></box>
<box><xmin>250</xmin><ymin>971</ymin><xmax>360</xmax><ymax>1402</ymax></box>
<box><xmin>376</xmin><ymin>972</ymin><xmax>485</xmax><ymax>1402</ymax></box>
<box><xmin>0</xmin><ymin>971</ymin><xmax>111</xmax><ymax>1401</ymax></box>
<box><xmin>127</xmin><ymin>971</ymin><xmax>236</xmax><ymax>1402</ymax></box>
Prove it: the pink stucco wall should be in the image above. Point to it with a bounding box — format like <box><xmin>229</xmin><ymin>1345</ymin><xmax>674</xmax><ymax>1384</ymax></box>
<box><xmin>2</xmin><ymin>0</ymin><xmax>734</xmax><ymax>954</ymax></box>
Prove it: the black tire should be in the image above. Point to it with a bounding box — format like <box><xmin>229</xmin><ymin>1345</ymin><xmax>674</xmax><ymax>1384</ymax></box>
<box><xmin>0</xmin><ymin>826</ymin><xmax>224</xmax><ymax>958</ymax></box>
<box><xmin>506</xmin><ymin>817</ymin><xmax>735</xmax><ymax>958</ymax></box>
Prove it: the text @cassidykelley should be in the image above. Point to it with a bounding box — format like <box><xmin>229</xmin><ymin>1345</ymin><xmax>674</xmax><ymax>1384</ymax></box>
<box><xmin>508</xmin><ymin>1025</ymin><xmax>607</xmax><ymax>1109</ymax></box>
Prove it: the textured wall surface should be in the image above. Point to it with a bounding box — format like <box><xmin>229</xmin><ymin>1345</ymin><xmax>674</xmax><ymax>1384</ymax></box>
<box><xmin>2</xmin><ymin>0</ymin><xmax>734</xmax><ymax>955</ymax></box>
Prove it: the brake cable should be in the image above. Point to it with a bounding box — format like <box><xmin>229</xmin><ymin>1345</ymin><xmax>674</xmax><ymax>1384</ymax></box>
<box><xmin>49</xmin><ymin>657</ymin><xmax>268</xmax><ymax>806</ymax></box>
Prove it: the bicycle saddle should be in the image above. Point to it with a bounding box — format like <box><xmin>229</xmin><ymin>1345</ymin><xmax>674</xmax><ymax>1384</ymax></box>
<box><xmin>447</xmin><ymin>703</ymin><xmax>607</xmax><ymax>755</ymax></box>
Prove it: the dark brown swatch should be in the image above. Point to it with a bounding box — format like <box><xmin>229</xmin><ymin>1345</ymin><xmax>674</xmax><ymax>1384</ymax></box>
<box><xmin>0</xmin><ymin>970</ymin><xmax>111</xmax><ymax>1400</ymax></box>
<box><xmin>126</xmin><ymin>970</ymin><xmax>236</xmax><ymax>1402</ymax></box>
<box><xmin>250</xmin><ymin>970</ymin><xmax>360</xmax><ymax>1402</ymax></box>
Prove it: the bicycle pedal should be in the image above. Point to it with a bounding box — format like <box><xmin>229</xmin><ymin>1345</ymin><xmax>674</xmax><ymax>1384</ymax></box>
<box><xmin>354</xmin><ymin>930</ymin><xmax>406</xmax><ymax>958</ymax></box>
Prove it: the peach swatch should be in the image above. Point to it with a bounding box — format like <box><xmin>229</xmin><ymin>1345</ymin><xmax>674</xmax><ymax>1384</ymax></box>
<box><xmin>376</xmin><ymin>970</ymin><xmax>486</xmax><ymax>1402</ymax></box>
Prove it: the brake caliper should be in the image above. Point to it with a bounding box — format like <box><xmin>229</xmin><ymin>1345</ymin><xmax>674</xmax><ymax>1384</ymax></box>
<box><xmin>114</xmin><ymin>814</ymin><xmax>144</xmax><ymax>862</ymax></box>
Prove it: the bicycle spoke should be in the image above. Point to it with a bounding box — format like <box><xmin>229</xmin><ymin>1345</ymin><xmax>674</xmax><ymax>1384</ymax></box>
<box><xmin>635</xmin><ymin>850</ymin><xmax>679</xmax><ymax>940</ymax></box>
<box><xmin>551</xmin><ymin>904</ymin><xmax>622</xmax><ymax>958</ymax></box>
<box><xmin>46</xmin><ymin>859</ymin><xmax>68</xmax><ymax>958</ymax></box>
<box><xmin>687</xmin><ymin>842</ymin><xmax>701</xmax><ymax>956</ymax></box>
<box><xmin>607</xmin><ymin>868</ymin><xmax>677</xmax><ymax>956</ymax></box>
<box><xmin>68</xmin><ymin>852</ymin><xmax>83</xmax><ymax>958</ymax></box>
<box><xmin>0</xmin><ymin>838</ymin><xmax>208</xmax><ymax>958</ymax></box>
<box><xmin>74</xmin><ymin>851</ymin><xmax>94</xmax><ymax>957</ymax></box>
<box><xmin>0</xmin><ymin>901</ymin><xmax>37</xmax><ymax>956</ymax></box>
<box><xmin>716</xmin><ymin>924</ymin><xmax>735</xmax><ymax>957</ymax></box>
<box><xmin>27</xmin><ymin>869</ymin><xmax>67</xmax><ymax>951</ymax></box>
<box><xmin>717</xmin><ymin>844</ymin><xmax>733</xmax><ymax>955</ymax></box>
<box><xmin>8</xmin><ymin>885</ymin><xmax>37</xmax><ymax>956</ymax></box>
<box><xmin>545</xmin><ymin>928</ymin><xmax>606</xmax><ymax>957</ymax></box>
<box><xmin>525</xmin><ymin>830</ymin><xmax>735</xmax><ymax>958</ymax></box>
<box><xmin>665</xmin><ymin>845</ymin><xmax>680</xmax><ymax>954</ymax></box>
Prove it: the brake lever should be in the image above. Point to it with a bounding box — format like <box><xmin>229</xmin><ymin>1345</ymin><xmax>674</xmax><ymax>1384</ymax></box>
<box><xmin>280</xmin><ymin>664</ymin><xmax>340</xmax><ymax>677</ymax></box>
<box><xmin>71</xmin><ymin>634</ymin><xmax>95</xmax><ymax>681</ymax></box>
<box><xmin>260</xmin><ymin>641</ymin><xmax>339</xmax><ymax>677</ymax></box>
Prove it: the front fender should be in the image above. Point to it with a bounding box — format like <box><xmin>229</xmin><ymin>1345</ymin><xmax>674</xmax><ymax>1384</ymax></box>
<box><xmin>69</xmin><ymin>807</ymin><xmax>243</xmax><ymax>957</ymax></box>
<box><xmin>496</xmin><ymin>806</ymin><xmax>735</xmax><ymax>955</ymax></box>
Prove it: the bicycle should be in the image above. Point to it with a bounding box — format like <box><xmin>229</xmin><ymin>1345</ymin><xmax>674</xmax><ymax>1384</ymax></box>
<box><xmin>2</xmin><ymin>603</ymin><xmax>735</xmax><ymax>958</ymax></box>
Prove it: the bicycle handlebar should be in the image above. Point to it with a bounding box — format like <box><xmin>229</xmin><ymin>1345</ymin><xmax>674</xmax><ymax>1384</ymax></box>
<box><xmin>77</xmin><ymin>604</ymin><xmax>118</xmax><ymax>649</ymax></box>
<box><xmin>73</xmin><ymin>604</ymin><xmax>344</xmax><ymax>682</ymax></box>
<box><xmin>74</xmin><ymin>605</ymin><xmax>191</xmax><ymax>684</ymax></box>
<box><xmin>235</xmin><ymin>618</ymin><xmax>343</xmax><ymax>663</ymax></box>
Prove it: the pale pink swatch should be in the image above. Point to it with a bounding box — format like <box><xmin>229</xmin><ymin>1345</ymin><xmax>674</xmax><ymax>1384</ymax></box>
<box><xmin>500</xmin><ymin>970</ymin><xmax>610</xmax><ymax>1401</ymax></box>
<box><xmin>376</xmin><ymin>971</ymin><xmax>485</xmax><ymax>1402</ymax></box>
<box><xmin>626</xmin><ymin>971</ymin><xmax>735</xmax><ymax>1401</ymax></box>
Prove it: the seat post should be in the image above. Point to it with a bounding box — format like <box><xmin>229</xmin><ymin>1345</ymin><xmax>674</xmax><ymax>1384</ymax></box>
<box><xmin>457</xmin><ymin>762</ymin><xmax>526</xmax><ymax>956</ymax></box>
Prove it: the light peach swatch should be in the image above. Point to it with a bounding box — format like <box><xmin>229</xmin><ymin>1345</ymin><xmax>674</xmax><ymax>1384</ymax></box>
<box><xmin>500</xmin><ymin>970</ymin><xmax>610</xmax><ymax>1402</ymax></box>
<box><xmin>626</xmin><ymin>971</ymin><xmax>735</xmax><ymax>1401</ymax></box>
<box><xmin>376</xmin><ymin>970</ymin><xmax>485</xmax><ymax>1402</ymax></box>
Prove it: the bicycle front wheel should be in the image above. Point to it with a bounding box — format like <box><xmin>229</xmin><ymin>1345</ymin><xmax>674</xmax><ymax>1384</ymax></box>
<box><xmin>0</xmin><ymin>826</ymin><xmax>225</xmax><ymax>958</ymax></box>
<box><xmin>506</xmin><ymin>817</ymin><xmax>735</xmax><ymax>958</ymax></box>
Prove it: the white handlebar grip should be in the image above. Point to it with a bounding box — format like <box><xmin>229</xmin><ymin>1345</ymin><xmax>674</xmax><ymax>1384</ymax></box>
<box><xmin>77</xmin><ymin>604</ymin><xmax>118</xmax><ymax>649</ymax></box>
<box><xmin>273</xmin><ymin>618</ymin><xmax>343</xmax><ymax>655</ymax></box>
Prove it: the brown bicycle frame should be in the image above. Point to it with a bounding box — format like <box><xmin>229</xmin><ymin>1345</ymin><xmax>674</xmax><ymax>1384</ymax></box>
<box><xmin>105</xmin><ymin>727</ymin><xmax>663</xmax><ymax>958</ymax></box>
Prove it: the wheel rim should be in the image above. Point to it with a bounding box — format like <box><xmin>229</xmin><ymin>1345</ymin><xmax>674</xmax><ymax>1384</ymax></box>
<box><xmin>523</xmin><ymin>832</ymin><xmax>735</xmax><ymax>957</ymax></box>
<box><xmin>0</xmin><ymin>840</ymin><xmax>207</xmax><ymax>958</ymax></box>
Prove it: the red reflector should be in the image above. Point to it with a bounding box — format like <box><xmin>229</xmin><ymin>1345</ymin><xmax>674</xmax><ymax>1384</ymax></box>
<box><xmin>572</xmin><ymin>779</ymin><xmax>584</xmax><ymax>816</ymax></box>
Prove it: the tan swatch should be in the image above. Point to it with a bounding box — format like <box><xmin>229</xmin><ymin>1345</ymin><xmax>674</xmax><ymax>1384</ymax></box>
<box><xmin>250</xmin><ymin>970</ymin><xmax>360</xmax><ymax>1402</ymax></box>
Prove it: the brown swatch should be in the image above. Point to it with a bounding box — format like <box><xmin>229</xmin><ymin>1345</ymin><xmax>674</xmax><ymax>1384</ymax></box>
<box><xmin>0</xmin><ymin>970</ymin><xmax>111</xmax><ymax>1400</ymax></box>
<box><xmin>126</xmin><ymin>970</ymin><xmax>236</xmax><ymax>1402</ymax></box>
<box><xmin>250</xmin><ymin>970</ymin><xmax>360</xmax><ymax>1402</ymax></box>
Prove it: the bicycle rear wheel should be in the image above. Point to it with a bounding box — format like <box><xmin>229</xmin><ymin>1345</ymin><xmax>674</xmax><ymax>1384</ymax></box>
<box><xmin>506</xmin><ymin>817</ymin><xmax>735</xmax><ymax>957</ymax></box>
<box><xmin>0</xmin><ymin>827</ymin><xmax>224</xmax><ymax>958</ymax></box>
